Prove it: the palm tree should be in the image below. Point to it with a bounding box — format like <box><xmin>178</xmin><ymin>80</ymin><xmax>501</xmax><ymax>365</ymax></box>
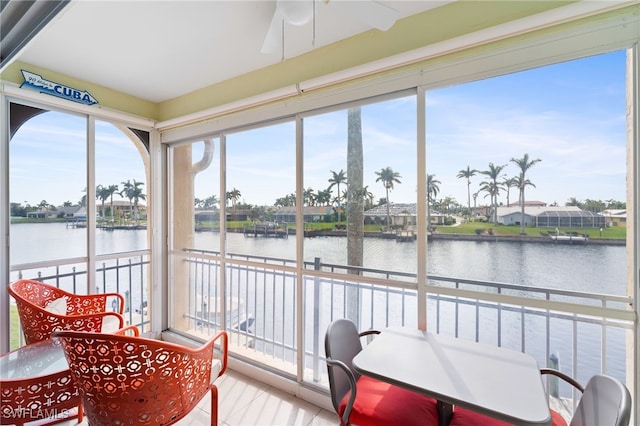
<box><xmin>120</xmin><ymin>180</ymin><xmax>134</xmax><ymax>217</ymax></box>
<box><xmin>456</xmin><ymin>166</ymin><xmax>477</xmax><ymax>217</ymax></box>
<box><xmin>96</xmin><ymin>185</ymin><xmax>110</xmax><ymax>218</ymax></box>
<box><xmin>328</xmin><ymin>169</ymin><xmax>347</xmax><ymax>223</ymax></box>
<box><xmin>120</xmin><ymin>180</ymin><xmax>146</xmax><ymax>223</ymax></box>
<box><xmin>510</xmin><ymin>154</ymin><xmax>541</xmax><ymax>234</ymax></box>
<box><xmin>226</xmin><ymin>188</ymin><xmax>241</xmax><ymax>208</ymax></box>
<box><xmin>375</xmin><ymin>166</ymin><xmax>402</xmax><ymax>227</ymax></box>
<box><xmin>361</xmin><ymin>185</ymin><xmax>375</xmax><ymax>210</ymax></box>
<box><xmin>346</xmin><ymin>107</ymin><xmax>363</xmax><ymax>325</ymax></box>
<box><xmin>566</xmin><ymin>197</ymin><xmax>582</xmax><ymax>208</ymax></box>
<box><xmin>472</xmin><ymin>191</ymin><xmax>479</xmax><ymax>217</ymax></box>
<box><xmin>316</xmin><ymin>188</ymin><xmax>332</xmax><ymax>206</ymax></box>
<box><xmin>502</xmin><ymin>177</ymin><xmax>518</xmax><ymax>207</ymax></box>
<box><xmin>479</xmin><ymin>163</ymin><xmax>506</xmax><ymax>224</ymax></box>
<box><xmin>203</xmin><ymin>195</ymin><xmax>219</xmax><ymax>209</ymax></box>
<box><xmin>479</xmin><ymin>180</ymin><xmax>501</xmax><ymax>222</ymax></box>
<box><xmin>105</xmin><ymin>184</ymin><xmax>119</xmax><ymax>219</ymax></box>
<box><xmin>427</xmin><ymin>174</ymin><xmax>441</xmax><ymax>231</ymax></box>
<box><xmin>302</xmin><ymin>188</ymin><xmax>316</xmax><ymax>206</ymax></box>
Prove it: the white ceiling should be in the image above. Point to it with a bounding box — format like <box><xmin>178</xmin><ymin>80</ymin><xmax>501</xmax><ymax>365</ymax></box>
<box><xmin>14</xmin><ymin>1</ymin><xmax>451</xmax><ymax>103</ymax></box>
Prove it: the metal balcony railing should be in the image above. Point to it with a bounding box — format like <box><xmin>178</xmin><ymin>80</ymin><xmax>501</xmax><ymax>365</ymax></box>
<box><xmin>9</xmin><ymin>251</ymin><xmax>151</xmax><ymax>347</ymax></box>
<box><xmin>9</xmin><ymin>248</ymin><xmax>634</xmax><ymax>416</ymax></box>
<box><xmin>180</xmin><ymin>248</ymin><xmax>634</xmax><ymax>413</ymax></box>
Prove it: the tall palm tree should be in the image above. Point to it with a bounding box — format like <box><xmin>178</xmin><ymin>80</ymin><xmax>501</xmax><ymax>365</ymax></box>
<box><xmin>361</xmin><ymin>185</ymin><xmax>375</xmax><ymax>210</ymax></box>
<box><xmin>501</xmin><ymin>177</ymin><xmax>517</xmax><ymax>207</ymax></box>
<box><xmin>105</xmin><ymin>184</ymin><xmax>119</xmax><ymax>219</ymax></box>
<box><xmin>472</xmin><ymin>191</ymin><xmax>479</xmax><ymax>217</ymax></box>
<box><xmin>375</xmin><ymin>166</ymin><xmax>402</xmax><ymax>227</ymax></box>
<box><xmin>130</xmin><ymin>182</ymin><xmax>146</xmax><ymax>224</ymax></box>
<box><xmin>510</xmin><ymin>154</ymin><xmax>541</xmax><ymax>234</ymax></box>
<box><xmin>302</xmin><ymin>188</ymin><xmax>316</xmax><ymax>206</ymax></box>
<box><xmin>346</xmin><ymin>107</ymin><xmax>363</xmax><ymax>325</ymax></box>
<box><xmin>96</xmin><ymin>185</ymin><xmax>110</xmax><ymax>218</ymax></box>
<box><xmin>226</xmin><ymin>188</ymin><xmax>241</xmax><ymax>208</ymax></box>
<box><xmin>456</xmin><ymin>166</ymin><xmax>477</xmax><ymax>217</ymax></box>
<box><xmin>427</xmin><ymin>174</ymin><xmax>441</xmax><ymax>231</ymax></box>
<box><xmin>479</xmin><ymin>163</ymin><xmax>506</xmax><ymax>224</ymax></box>
<box><xmin>120</xmin><ymin>180</ymin><xmax>134</xmax><ymax>217</ymax></box>
<box><xmin>120</xmin><ymin>180</ymin><xmax>146</xmax><ymax>223</ymax></box>
<box><xmin>328</xmin><ymin>169</ymin><xmax>347</xmax><ymax>223</ymax></box>
<box><xmin>479</xmin><ymin>180</ymin><xmax>501</xmax><ymax>222</ymax></box>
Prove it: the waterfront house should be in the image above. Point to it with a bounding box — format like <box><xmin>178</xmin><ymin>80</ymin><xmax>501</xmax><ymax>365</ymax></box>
<box><xmin>1</xmin><ymin>1</ymin><xmax>638</xmax><ymax>424</ymax></box>
<box><xmin>497</xmin><ymin>206</ymin><xmax>607</xmax><ymax>229</ymax></box>
<box><xmin>273</xmin><ymin>206</ymin><xmax>333</xmax><ymax>223</ymax></box>
<box><xmin>363</xmin><ymin>203</ymin><xmax>446</xmax><ymax>227</ymax></box>
<box><xmin>604</xmin><ymin>209</ymin><xmax>628</xmax><ymax>227</ymax></box>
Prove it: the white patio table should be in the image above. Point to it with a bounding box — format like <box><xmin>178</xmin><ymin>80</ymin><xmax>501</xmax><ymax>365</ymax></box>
<box><xmin>352</xmin><ymin>327</ymin><xmax>551</xmax><ymax>426</ymax></box>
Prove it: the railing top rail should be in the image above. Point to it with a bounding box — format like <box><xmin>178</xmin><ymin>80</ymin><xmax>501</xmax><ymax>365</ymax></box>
<box><xmin>181</xmin><ymin>247</ymin><xmax>631</xmax><ymax>305</ymax></box>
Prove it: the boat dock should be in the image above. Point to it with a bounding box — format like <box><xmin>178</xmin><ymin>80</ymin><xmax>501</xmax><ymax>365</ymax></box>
<box><xmin>244</xmin><ymin>222</ymin><xmax>288</xmax><ymax>238</ymax></box>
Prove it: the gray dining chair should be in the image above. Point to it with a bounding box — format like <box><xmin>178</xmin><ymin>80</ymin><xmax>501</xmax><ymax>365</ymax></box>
<box><xmin>324</xmin><ymin>318</ymin><xmax>439</xmax><ymax>426</ymax></box>
<box><xmin>540</xmin><ymin>368</ymin><xmax>632</xmax><ymax>426</ymax></box>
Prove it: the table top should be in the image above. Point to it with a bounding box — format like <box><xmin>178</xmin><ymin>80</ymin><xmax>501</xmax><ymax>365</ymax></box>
<box><xmin>352</xmin><ymin>327</ymin><xmax>551</xmax><ymax>426</ymax></box>
<box><xmin>0</xmin><ymin>339</ymin><xmax>69</xmax><ymax>381</ymax></box>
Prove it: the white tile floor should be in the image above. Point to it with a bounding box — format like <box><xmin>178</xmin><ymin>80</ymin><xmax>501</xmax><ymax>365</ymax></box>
<box><xmin>57</xmin><ymin>369</ymin><xmax>338</xmax><ymax>426</ymax></box>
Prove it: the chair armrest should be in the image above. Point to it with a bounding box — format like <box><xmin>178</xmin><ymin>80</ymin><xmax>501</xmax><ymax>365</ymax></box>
<box><xmin>326</xmin><ymin>358</ymin><xmax>358</xmax><ymax>425</ymax></box>
<box><xmin>540</xmin><ymin>368</ymin><xmax>584</xmax><ymax>393</ymax></box>
<box><xmin>210</xmin><ymin>331</ymin><xmax>229</xmax><ymax>380</ymax></box>
<box><xmin>66</xmin><ymin>292</ymin><xmax>125</xmax><ymax>315</ymax></box>
<box><xmin>63</xmin><ymin>312</ymin><xmax>125</xmax><ymax>333</ymax></box>
<box><xmin>113</xmin><ymin>325</ymin><xmax>140</xmax><ymax>336</ymax></box>
<box><xmin>359</xmin><ymin>329</ymin><xmax>380</xmax><ymax>338</ymax></box>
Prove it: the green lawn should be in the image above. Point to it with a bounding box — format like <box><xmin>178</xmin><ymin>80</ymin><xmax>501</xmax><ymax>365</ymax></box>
<box><xmin>435</xmin><ymin>221</ymin><xmax>625</xmax><ymax>239</ymax></box>
<box><xmin>10</xmin><ymin>304</ymin><xmax>21</xmax><ymax>350</ymax></box>
<box><xmin>205</xmin><ymin>219</ymin><xmax>626</xmax><ymax>240</ymax></box>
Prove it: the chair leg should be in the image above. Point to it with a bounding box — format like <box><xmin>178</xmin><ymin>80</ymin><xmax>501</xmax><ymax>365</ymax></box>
<box><xmin>210</xmin><ymin>385</ymin><xmax>219</xmax><ymax>426</ymax></box>
<box><xmin>77</xmin><ymin>403</ymin><xmax>84</xmax><ymax>423</ymax></box>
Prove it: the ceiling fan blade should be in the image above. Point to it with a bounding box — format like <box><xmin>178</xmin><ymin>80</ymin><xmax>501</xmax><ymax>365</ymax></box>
<box><xmin>261</xmin><ymin>8</ymin><xmax>284</xmax><ymax>54</ymax></box>
<box><xmin>330</xmin><ymin>0</ymin><xmax>400</xmax><ymax>31</ymax></box>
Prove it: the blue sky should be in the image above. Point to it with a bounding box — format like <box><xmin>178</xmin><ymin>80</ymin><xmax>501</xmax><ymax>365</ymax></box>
<box><xmin>10</xmin><ymin>49</ymin><xmax>627</xmax><ymax>209</ymax></box>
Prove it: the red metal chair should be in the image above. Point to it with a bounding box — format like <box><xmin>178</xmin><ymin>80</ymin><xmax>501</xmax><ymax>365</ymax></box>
<box><xmin>52</xmin><ymin>329</ymin><xmax>228</xmax><ymax>426</ymax></box>
<box><xmin>8</xmin><ymin>279</ymin><xmax>125</xmax><ymax>344</ymax></box>
<box><xmin>325</xmin><ymin>319</ymin><xmax>439</xmax><ymax>426</ymax></box>
<box><xmin>0</xmin><ymin>326</ymin><xmax>138</xmax><ymax>426</ymax></box>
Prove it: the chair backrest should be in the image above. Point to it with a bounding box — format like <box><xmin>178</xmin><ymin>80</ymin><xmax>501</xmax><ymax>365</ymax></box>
<box><xmin>9</xmin><ymin>279</ymin><xmax>123</xmax><ymax>314</ymax></box>
<box><xmin>8</xmin><ymin>279</ymin><xmax>124</xmax><ymax>344</ymax></box>
<box><xmin>9</xmin><ymin>279</ymin><xmax>70</xmax><ymax>309</ymax></box>
<box><xmin>53</xmin><ymin>330</ymin><xmax>228</xmax><ymax>426</ymax></box>
<box><xmin>571</xmin><ymin>374</ymin><xmax>632</xmax><ymax>426</ymax></box>
<box><xmin>325</xmin><ymin>319</ymin><xmax>364</xmax><ymax>413</ymax></box>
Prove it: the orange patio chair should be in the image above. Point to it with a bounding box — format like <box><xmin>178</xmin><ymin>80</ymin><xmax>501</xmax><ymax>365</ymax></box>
<box><xmin>8</xmin><ymin>279</ymin><xmax>125</xmax><ymax>344</ymax></box>
<box><xmin>52</xmin><ymin>329</ymin><xmax>228</xmax><ymax>426</ymax></box>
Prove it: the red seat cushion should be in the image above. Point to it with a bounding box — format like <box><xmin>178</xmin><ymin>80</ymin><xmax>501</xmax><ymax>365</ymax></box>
<box><xmin>449</xmin><ymin>407</ymin><xmax>568</xmax><ymax>426</ymax></box>
<box><xmin>338</xmin><ymin>375</ymin><xmax>439</xmax><ymax>425</ymax></box>
<box><xmin>550</xmin><ymin>409</ymin><xmax>569</xmax><ymax>426</ymax></box>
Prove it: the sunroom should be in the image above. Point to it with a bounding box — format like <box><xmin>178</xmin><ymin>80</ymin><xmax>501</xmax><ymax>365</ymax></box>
<box><xmin>1</xmin><ymin>1</ymin><xmax>639</xmax><ymax>425</ymax></box>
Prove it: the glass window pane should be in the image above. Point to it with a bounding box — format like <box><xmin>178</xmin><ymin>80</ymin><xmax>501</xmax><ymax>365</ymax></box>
<box><xmin>95</xmin><ymin>120</ymin><xmax>149</xmax><ymax>255</ymax></box>
<box><xmin>303</xmin><ymin>97</ymin><xmax>418</xmax><ymax>277</ymax></box>
<box><xmin>225</xmin><ymin>122</ymin><xmax>296</xmax><ymax>256</ymax></box>
<box><xmin>10</xmin><ymin>110</ymin><xmax>87</xmax><ymax>266</ymax></box>
<box><xmin>425</xmin><ymin>51</ymin><xmax>626</xmax><ymax>295</ymax></box>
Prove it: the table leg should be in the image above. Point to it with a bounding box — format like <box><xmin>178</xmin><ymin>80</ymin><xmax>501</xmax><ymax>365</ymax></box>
<box><xmin>437</xmin><ymin>400</ymin><xmax>453</xmax><ymax>426</ymax></box>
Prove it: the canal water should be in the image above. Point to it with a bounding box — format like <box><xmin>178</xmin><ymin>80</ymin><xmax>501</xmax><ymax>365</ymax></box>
<box><xmin>9</xmin><ymin>223</ymin><xmax>629</xmax><ymax>383</ymax></box>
